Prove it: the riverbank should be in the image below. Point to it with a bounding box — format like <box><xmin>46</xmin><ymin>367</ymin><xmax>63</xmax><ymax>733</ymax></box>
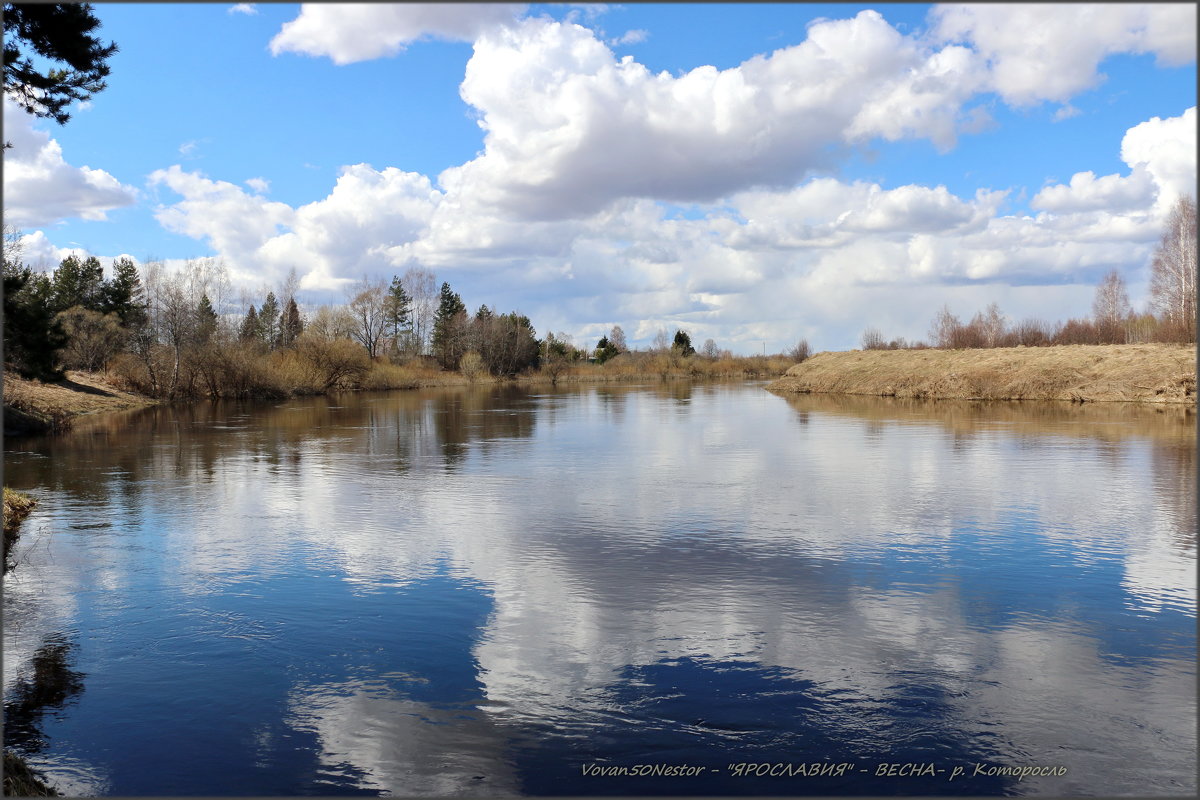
<box><xmin>3</xmin><ymin>370</ymin><xmax>160</xmax><ymax>436</ymax></box>
<box><xmin>767</xmin><ymin>343</ymin><xmax>1197</xmax><ymax>404</ymax></box>
<box><xmin>5</xmin><ymin>353</ymin><xmax>792</xmax><ymax>437</ymax></box>
<box><xmin>3</xmin><ymin>488</ymin><xmax>38</xmax><ymax>568</ymax></box>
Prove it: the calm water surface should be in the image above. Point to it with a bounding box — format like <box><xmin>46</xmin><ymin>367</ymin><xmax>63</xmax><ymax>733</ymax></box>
<box><xmin>3</xmin><ymin>382</ymin><xmax>1196</xmax><ymax>796</ymax></box>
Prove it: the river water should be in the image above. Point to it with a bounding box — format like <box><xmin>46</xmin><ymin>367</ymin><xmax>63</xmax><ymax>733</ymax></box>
<box><xmin>3</xmin><ymin>382</ymin><xmax>1195</xmax><ymax>796</ymax></box>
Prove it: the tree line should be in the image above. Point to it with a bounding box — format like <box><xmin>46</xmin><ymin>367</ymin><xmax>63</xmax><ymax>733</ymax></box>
<box><xmin>859</xmin><ymin>195</ymin><xmax>1197</xmax><ymax>351</ymax></box>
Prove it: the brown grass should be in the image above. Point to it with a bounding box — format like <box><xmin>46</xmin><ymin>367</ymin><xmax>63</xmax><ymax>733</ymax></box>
<box><xmin>3</xmin><ymin>370</ymin><xmax>159</xmax><ymax>435</ymax></box>
<box><xmin>768</xmin><ymin>343</ymin><xmax>1197</xmax><ymax>404</ymax></box>
<box><xmin>3</xmin><ymin>751</ymin><xmax>58</xmax><ymax>796</ymax></box>
<box><xmin>3</xmin><ymin>488</ymin><xmax>38</xmax><ymax>565</ymax></box>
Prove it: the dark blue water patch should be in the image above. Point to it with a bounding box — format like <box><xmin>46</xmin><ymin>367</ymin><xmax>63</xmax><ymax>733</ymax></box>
<box><xmin>506</xmin><ymin>656</ymin><xmax>1015</xmax><ymax>796</ymax></box>
<box><xmin>19</xmin><ymin>559</ymin><xmax>497</xmax><ymax>796</ymax></box>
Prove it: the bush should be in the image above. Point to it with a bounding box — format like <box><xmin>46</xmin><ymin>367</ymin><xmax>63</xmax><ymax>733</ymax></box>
<box><xmin>296</xmin><ymin>336</ymin><xmax>371</xmax><ymax>391</ymax></box>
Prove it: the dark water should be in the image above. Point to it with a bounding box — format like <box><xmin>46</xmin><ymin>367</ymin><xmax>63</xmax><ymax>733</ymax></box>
<box><xmin>3</xmin><ymin>382</ymin><xmax>1195</xmax><ymax>797</ymax></box>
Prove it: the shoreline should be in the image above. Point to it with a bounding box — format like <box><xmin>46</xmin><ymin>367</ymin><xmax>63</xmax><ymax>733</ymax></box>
<box><xmin>767</xmin><ymin>343</ymin><xmax>1197</xmax><ymax>405</ymax></box>
<box><xmin>2</xmin><ymin>360</ymin><xmax>788</xmax><ymax>438</ymax></box>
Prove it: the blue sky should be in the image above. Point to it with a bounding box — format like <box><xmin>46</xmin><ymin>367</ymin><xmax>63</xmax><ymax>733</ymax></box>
<box><xmin>4</xmin><ymin>3</ymin><xmax>1196</xmax><ymax>352</ymax></box>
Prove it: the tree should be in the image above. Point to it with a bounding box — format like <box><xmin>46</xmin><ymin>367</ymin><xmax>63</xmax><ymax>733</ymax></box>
<box><xmin>609</xmin><ymin>325</ymin><xmax>627</xmax><ymax>353</ymax></box>
<box><xmin>929</xmin><ymin>305</ymin><xmax>962</xmax><ymax>349</ymax></box>
<box><xmin>347</xmin><ymin>278</ymin><xmax>388</xmax><ymax>359</ymax></box>
<box><xmin>50</xmin><ymin>254</ymin><xmax>104</xmax><ymax>312</ymax></box>
<box><xmin>101</xmin><ymin>256</ymin><xmax>148</xmax><ymax>329</ymax></box>
<box><xmin>402</xmin><ymin>266</ymin><xmax>437</xmax><ymax>354</ymax></box>
<box><xmin>672</xmin><ymin>329</ymin><xmax>695</xmax><ymax>356</ymax></box>
<box><xmin>978</xmin><ymin>302</ymin><xmax>1006</xmax><ymax>348</ymax></box>
<box><xmin>383</xmin><ymin>275</ymin><xmax>412</xmax><ymax>352</ymax></box>
<box><xmin>861</xmin><ymin>327</ymin><xmax>885</xmax><ymax>350</ymax></box>
<box><xmin>195</xmin><ymin>293</ymin><xmax>218</xmax><ymax>345</ymax></box>
<box><xmin>432</xmin><ymin>282</ymin><xmax>468</xmax><ymax>370</ymax></box>
<box><xmin>1092</xmin><ymin>269</ymin><xmax>1132</xmax><ymax>344</ymax></box>
<box><xmin>594</xmin><ymin>335</ymin><xmax>619</xmax><ymax>364</ymax></box>
<box><xmin>1149</xmin><ymin>195</ymin><xmax>1197</xmax><ymax>341</ymax></box>
<box><xmin>788</xmin><ymin>339</ymin><xmax>811</xmax><ymax>362</ymax></box>
<box><xmin>55</xmin><ymin>306</ymin><xmax>124</xmax><ymax>371</ymax></box>
<box><xmin>280</xmin><ymin>297</ymin><xmax>304</xmax><ymax>348</ymax></box>
<box><xmin>3</xmin><ymin>263</ymin><xmax>66</xmax><ymax>380</ymax></box>
<box><xmin>305</xmin><ymin>305</ymin><xmax>355</xmax><ymax>342</ymax></box>
<box><xmin>2</xmin><ymin>3</ymin><xmax>118</xmax><ymax>130</ymax></box>
<box><xmin>652</xmin><ymin>328</ymin><xmax>670</xmax><ymax>352</ymax></box>
<box><xmin>239</xmin><ymin>305</ymin><xmax>261</xmax><ymax>343</ymax></box>
<box><xmin>259</xmin><ymin>291</ymin><xmax>280</xmax><ymax>349</ymax></box>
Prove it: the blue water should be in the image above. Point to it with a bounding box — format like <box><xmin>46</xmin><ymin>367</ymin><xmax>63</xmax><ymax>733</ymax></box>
<box><xmin>3</xmin><ymin>383</ymin><xmax>1195</xmax><ymax>796</ymax></box>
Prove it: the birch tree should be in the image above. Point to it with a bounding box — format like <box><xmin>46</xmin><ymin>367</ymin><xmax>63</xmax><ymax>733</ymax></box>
<box><xmin>1149</xmin><ymin>195</ymin><xmax>1197</xmax><ymax>340</ymax></box>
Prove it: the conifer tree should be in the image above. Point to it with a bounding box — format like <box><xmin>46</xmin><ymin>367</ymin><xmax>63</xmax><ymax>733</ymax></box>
<box><xmin>259</xmin><ymin>291</ymin><xmax>280</xmax><ymax>349</ymax></box>
<box><xmin>432</xmin><ymin>282</ymin><xmax>467</xmax><ymax>370</ymax></box>
<box><xmin>196</xmin><ymin>293</ymin><xmax>218</xmax><ymax>345</ymax></box>
<box><xmin>3</xmin><ymin>3</ymin><xmax>119</xmax><ymax>129</ymax></box>
<box><xmin>239</xmin><ymin>305</ymin><xmax>260</xmax><ymax>342</ymax></box>
<box><xmin>102</xmin><ymin>256</ymin><xmax>147</xmax><ymax>329</ymax></box>
<box><xmin>280</xmin><ymin>297</ymin><xmax>303</xmax><ymax>348</ymax></box>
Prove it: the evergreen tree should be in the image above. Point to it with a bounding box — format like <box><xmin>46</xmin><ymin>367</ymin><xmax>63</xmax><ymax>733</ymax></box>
<box><xmin>259</xmin><ymin>291</ymin><xmax>280</xmax><ymax>349</ymax></box>
<box><xmin>3</xmin><ymin>264</ymin><xmax>66</xmax><ymax>380</ymax></box>
<box><xmin>239</xmin><ymin>305</ymin><xmax>261</xmax><ymax>342</ymax></box>
<box><xmin>432</xmin><ymin>282</ymin><xmax>468</xmax><ymax>370</ymax></box>
<box><xmin>195</xmin><ymin>293</ymin><xmax>218</xmax><ymax>345</ymax></box>
<box><xmin>2</xmin><ymin>3</ymin><xmax>119</xmax><ymax>129</ymax></box>
<box><xmin>101</xmin><ymin>256</ymin><xmax>147</xmax><ymax>329</ymax></box>
<box><xmin>672</xmin><ymin>329</ymin><xmax>695</xmax><ymax>356</ymax></box>
<box><xmin>383</xmin><ymin>276</ymin><xmax>412</xmax><ymax>340</ymax></box>
<box><xmin>50</xmin><ymin>254</ymin><xmax>104</xmax><ymax>312</ymax></box>
<box><xmin>594</xmin><ymin>335</ymin><xmax>619</xmax><ymax>364</ymax></box>
<box><xmin>280</xmin><ymin>297</ymin><xmax>303</xmax><ymax>348</ymax></box>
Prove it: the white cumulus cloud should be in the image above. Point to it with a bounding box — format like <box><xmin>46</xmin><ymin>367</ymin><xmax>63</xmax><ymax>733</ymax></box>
<box><xmin>2</xmin><ymin>99</ymin><xmax>138</xmax><ymax>228</ymax></box>
<box><xmin>931</xmin><ymin>3</ymin><xmax>1197</xmax><ymax>106</ymax></box>
<box><xmin>269</xmin><ymin>3</ymin><xmax>526</xmax><ymax>64</ymax></box>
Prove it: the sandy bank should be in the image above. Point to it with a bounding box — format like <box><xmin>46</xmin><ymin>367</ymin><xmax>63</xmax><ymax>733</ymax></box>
<box><xmin>767</xmin><ymin>343</ymin><xmax>1196</xmax><ymax>404</ymax></box>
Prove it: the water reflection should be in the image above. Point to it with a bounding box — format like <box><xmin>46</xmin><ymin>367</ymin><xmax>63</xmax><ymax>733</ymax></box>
<box><xmin>3</xmin><ymin>383</ymin><xmax>1195</xmax><ymax>796</ymax></box>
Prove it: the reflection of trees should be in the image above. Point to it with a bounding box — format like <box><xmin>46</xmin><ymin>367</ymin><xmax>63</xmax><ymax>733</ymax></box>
<box><xmin>431</xmin><ymin>386</ymin><xmax>538</xmax><ymax>468</ymax></box>
<box><xmin>3</xmin><ymin>634</ymin><xmax>86</xmax><ymax>754</ymax></box>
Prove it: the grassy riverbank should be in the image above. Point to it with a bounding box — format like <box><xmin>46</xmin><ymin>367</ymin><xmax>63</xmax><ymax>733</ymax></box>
<box><xmin>5</xmin><ymin>352</ymin><xmax>793</xmax><ymax>437</ymax></box>
<box><xmin>3</xmin><ymin>370</ymin><xmax>160</xmax><ymax>436</ymax></box>
<box><xmin>768</xmin><ymin>343</ymin><xmax>1197</xmax><ymax>404</ymax></box>
<box><xmin>3</xmin><ymin>487</ymin><xmax>38</xmax><ymax>567</ymax></box>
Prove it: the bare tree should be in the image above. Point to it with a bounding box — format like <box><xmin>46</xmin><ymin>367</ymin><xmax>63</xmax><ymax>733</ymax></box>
<box><xmin>346</xmin><ymin>276</ymin><xmax>388</xmax><ymax>359</ymax></box>
<box><xmin>306</xmin><ymin>305</ymin><xmax>356</xmax><ymax>341</ymax></box>
<box><xmin>402</xmin><ymin>266</ymin><xmax>437</xmax><ymax>354</ymax></box>
<box><xmin>609</xmin><ymin>324</ymin><xmax>627</xmax><ymax>353</ymax></box>
<box><xmin>1092</xmin><ymin>269</ymin><xmax>1132</xmax><ymax>344</ymax></box>
<box><xmin>1149</xmin><ymin>195</ymin><xmax>1197</xmax><ymax>340</ymax></box>
<box><xmin>788</xmin><ymin>339</ymin><xmax>811</xmax><ymax>362</ymax></box>
<box><xmin>861</xmin><ymin>327</ymin><xmax>885</xmax><ymax>350</ymax></box>
<box><xmin>929</xmin><ymin>304</ymin><xmax>961</xmax><ymax>349</ymax></box>
<box><xmin>978</xmin><ymin>302</ymin><xmax>1006</xmax><ymax>348</ymax></box>
<box><xmin>701</xmin><ymin>338</ymin><xmax>720</xmax><ymax>359</ymax></box>
<box><xmin>652</xmin><ymin>328</ymin><xmax>670</xmax><ymax>352</ymax></box>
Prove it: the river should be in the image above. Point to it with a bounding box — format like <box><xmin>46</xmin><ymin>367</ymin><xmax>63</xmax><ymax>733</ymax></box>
<box><xmin>3</xmin><ymin>382</ymin><xmax>1195</xmax><ymax>796</ymax></box>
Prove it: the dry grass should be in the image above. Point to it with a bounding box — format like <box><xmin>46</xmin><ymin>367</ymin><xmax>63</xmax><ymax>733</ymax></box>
<box><xmin>768</xmin><ymin>343</ymin><xmax>1197</xmax><ymax>404</ymax></box>
<box><xmin>4</xmin><ymin>370</ymin><xmax>159</xmax><ymax>434</ymax></box>
<box><xmin>3</xmin><ymin>751</ymin><xmax>58</xmax><ymax>797</ymax></box>
<box><xmin>3</xmin><ymin>488</ymin><xmax>38</xmax><ymax>561</ymax></box>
